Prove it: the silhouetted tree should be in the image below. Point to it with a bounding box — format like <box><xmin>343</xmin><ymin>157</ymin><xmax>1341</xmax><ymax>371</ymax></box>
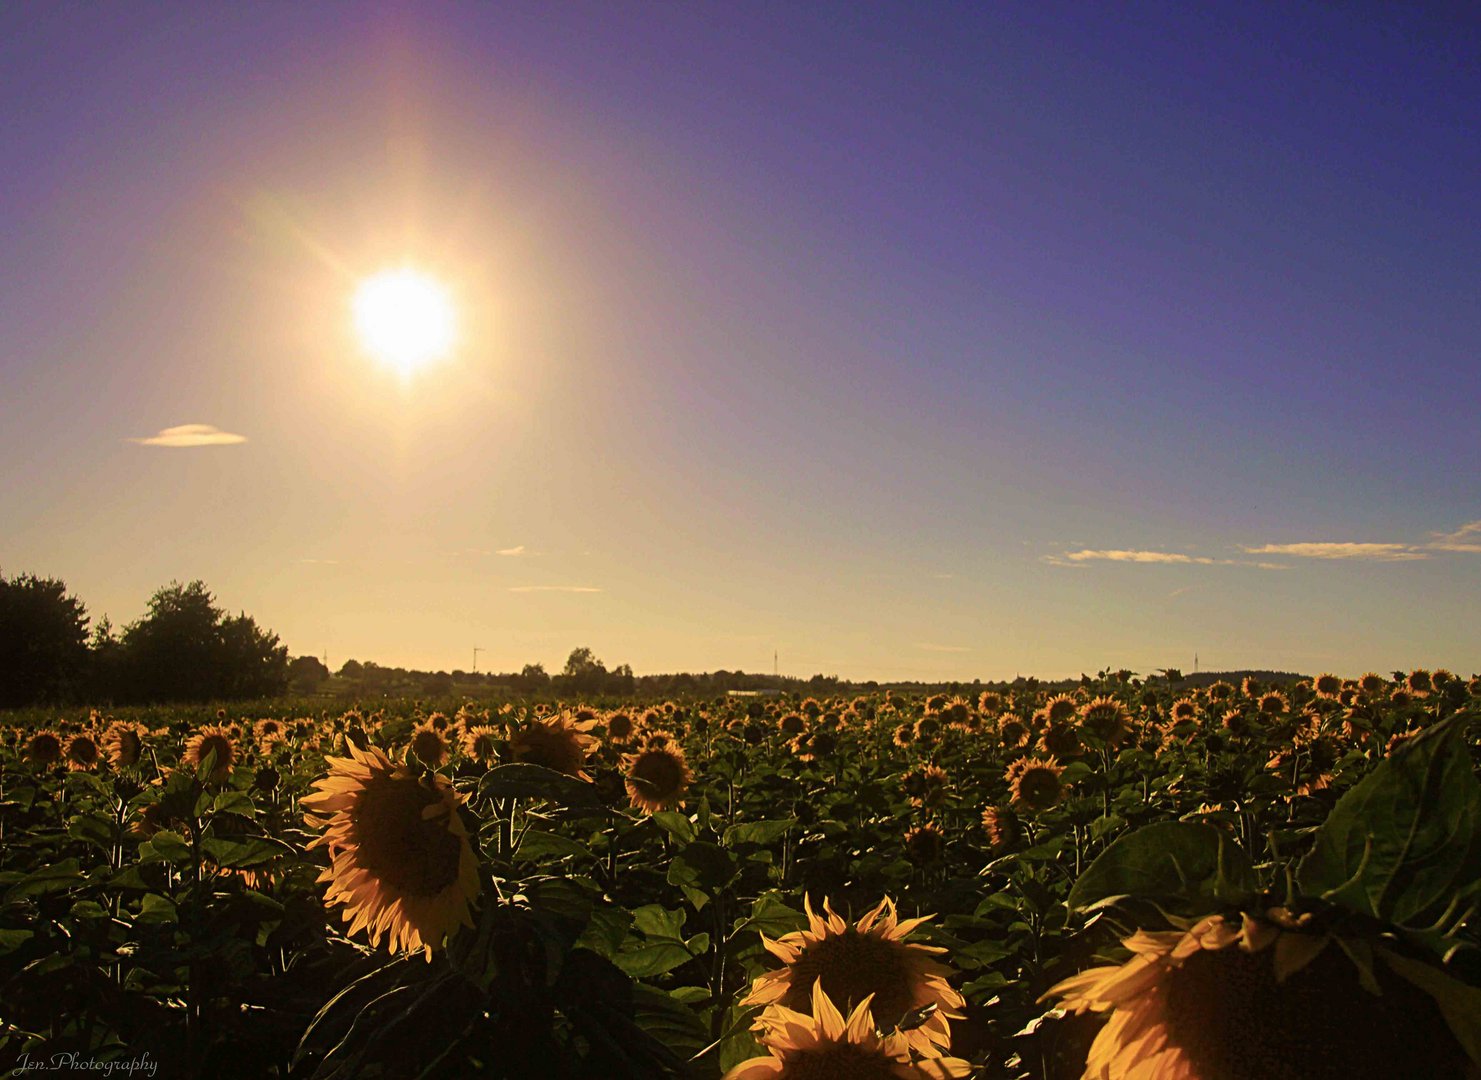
<box><xmin>115</xmin><ymin>581</ymin><xmax>288</xmax><ymax>703</ymax></box>
<box><xmin>289</xmin><ymin>655</ymin><xmax>331</xmax><ymax>693</ymax></box>
<box><xmin>0</xmin><ymin>570</ymin><xmax>90</xmax><ymax>706</ymax></box>
<box><xmin>338</xmin><ymin>659</ymin><xmax>364</xmax><ymax>680</ymax></box>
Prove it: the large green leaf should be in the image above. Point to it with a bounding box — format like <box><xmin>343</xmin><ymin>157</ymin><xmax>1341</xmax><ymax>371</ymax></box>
<box><xmin>1297</xmin><ymin>713</ymin><xmax>1481</xmax><ymax>927</ymax></box>
<box><xmin>479</xmin><ymin>762</ymin><xmax>604</xmax><ymax>808</ymax></box>
<box><xmin>1068</xmin><ymin>820</ymin><xmax>1254</xmax><ymax>913</ymax></box>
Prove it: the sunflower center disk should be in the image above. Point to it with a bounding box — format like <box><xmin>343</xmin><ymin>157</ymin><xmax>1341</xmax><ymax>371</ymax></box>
<box><xmin>1163</xmin><ymin>939</ymin><xmax>1468</xmax><ymax>1080</ymax></box>
<box><xmin>780</xmin><ymin>930</ymin><xmax>917</xmax><ymax>1030</ymax></box>
<box><xmin>351</xmin><ymin>775</ymin><xmax>463</xmax><ymax>897</ymax></box>
<box><xmin>781</xmin><ymin>1041</ymin><xmax>904</xmax><ymax>1080</ymax></box>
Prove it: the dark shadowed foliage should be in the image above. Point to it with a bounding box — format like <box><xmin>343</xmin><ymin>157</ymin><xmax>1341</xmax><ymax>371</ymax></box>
<box><xmin>0</xmin><ymin>570</ymin><xmax>90</xmax><ymax>707</ymax></box>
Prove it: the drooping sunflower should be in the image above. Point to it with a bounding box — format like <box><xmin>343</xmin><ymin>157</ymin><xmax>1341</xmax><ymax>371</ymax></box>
<box><xmin>981</xmin><ymin>805</ymin><xmax>1020</xmax><ymax>851</ymax></box>
<box><xmin>727</xmin><ymin>980</ymin><xmax>970</xmax><ymax>1080</ymax></box>
<box><xmin>903</xmin><ymin>823</ymin><xmax>947</xmax><ymax>868</ymax></box>
<box><xmin>184</xmin><ymin>725</ymin><xmax>237</xmax><ymax>784</ymax></box>
<box><xmin>1006</xmin><ymin>756</ymin><xmax>1065</xmax><ymax>811</ymax></box>
<box><xmin>1046</xmin><ymin>910</ymin><xmax>1478</xmax><ymax>1080</ymax></box>
<box><xmin>25</xmin><ymin>730</ymin><xmax>63</xmax><ymax>768</ymax></box>
<box><xmin>408</xmin><ymin>721</ymin><xmax>450</xmax><ymax>768</ymax></box>
<box><xmin>302</xmin><ymin>743</ymin><xmax>479</xmax><ymax>960</ymax></box>
<box><xmin>1039</xmin><ymin>719</ymin><xmax>1081</xmax><ymax>759</ymax></box>
<box><xmin>102</xmin><ymin>721</ymin><xmax>145</xmax><ymax>768</ymax></box>
<box><xmin>743</xmin><ymin>896</ymin><xmax>965</xmax><ymax>1058</ymax></box>
<box><xmin>623</xmin><ymin>743</ymin><xmax>693</xmax><ymax>814</ymax></box>
<box><xmin>505</xmin><ymin>712</ymin><xmax>599</xmax><ymax>780</ymax></box>
<box><xmin>902</xmin><ymin>765</ymin><xmax>948</xmax><ymax>809</ymax></box>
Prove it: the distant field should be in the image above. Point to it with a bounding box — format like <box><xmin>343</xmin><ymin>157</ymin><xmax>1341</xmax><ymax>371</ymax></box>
<box><xmin>2</xmin><ymin>671</ymin><xmax>1477</xmax><ymax>1078</ymax></box>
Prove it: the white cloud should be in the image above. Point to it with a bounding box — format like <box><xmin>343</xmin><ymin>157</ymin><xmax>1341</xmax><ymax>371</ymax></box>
<box><xmin>1241</xmin><ymin>542</ymin><xmax>1427</xmax><ymax>561</ymax></box>
<box><xmin>916</xmin><ymin>642</ymin><xmax>971</xmax><ymax>653</ymax></box>
<box><xmin>1428</xmin><ymin>520</ymin><xmax>1481</xmax><ymax>553</ymax></box>
<box><xmin>497</xmin><ymin>545</ymin><xmax>530</xmax><ymax>556</ymax></box>
<box><xmin>1060</xmin><ymin>549</ymin><xmax>1216</xmax><ymax>564</ymax></box>
<box><xmin>128</xmin><ymin>423</ymin><xmax>247</xmax><ymax>447</ymax></box>
<box><xmin>508</xmin><ymin>585</ymin><xmax>602</xmax><ymax>593</ymax></box>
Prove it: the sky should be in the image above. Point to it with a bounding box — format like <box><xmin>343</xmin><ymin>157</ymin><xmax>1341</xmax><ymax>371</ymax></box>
<box><xmin>2</xmin><ymin>2</ymin><xmax>1479</xmax><ymax>681</ymax></box>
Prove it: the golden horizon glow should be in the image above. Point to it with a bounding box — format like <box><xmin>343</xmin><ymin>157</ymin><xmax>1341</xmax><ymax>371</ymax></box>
<box><xmin>352</xmin><ymin>268</ymin><xmax>457</xmax><ymax>376</ymax></box>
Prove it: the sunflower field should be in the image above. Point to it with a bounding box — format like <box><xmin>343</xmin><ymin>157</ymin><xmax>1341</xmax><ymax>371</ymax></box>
<box><xmin>2</xmin><ymin>671</ymin><xmax>1479</xmax><ymax>1078</ymax></box>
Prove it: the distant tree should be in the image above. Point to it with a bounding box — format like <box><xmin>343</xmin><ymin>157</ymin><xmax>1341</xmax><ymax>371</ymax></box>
<box><xmin>289</xmin><ymin>655</ymin><xmax>331</xmax><ymax>693</ymax></box>
<box><xmin>115</xmin><ymin>581</ymin><xmax>288</xmax><ymax>703</ymax></box>
<box><xmin>422</xmin><ymin>671</ymin><xmax>454</xmax><ymax>697</ymax></box>
<box><xmin>0</xmin><ymin>570</ymin><xmax>90</xmax><ymax>706</ymax></box>
<box><xmin>516</xmin><ymin>662</ymin><xmax>549</xmax><ymax>691</ymax></box>
<box><xmin>562</xmin><ymin>647</ymin><xmax>609</xmax><ymax>694</ymax></box>
<box><xmin>338</xmin><ymin>659</ymin><xmax>364</xmax><ymax>680</ymax></box>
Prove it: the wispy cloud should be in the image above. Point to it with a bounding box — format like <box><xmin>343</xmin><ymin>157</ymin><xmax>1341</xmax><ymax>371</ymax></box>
<box><xmin>497</xmin><ymin>545</ymin><xmax>531</xmax><ymax>556</ymax></box>
<box><xmin>1241</xmin><ymin>542</ymin><xmax>1427</xmax><ymax>561</ymax></box>
<box><xmin>915</xmin><ymin>642</ymin><xmax>971</xmax><ymax>653</ymax></box>
<box><xmin>508</xmin><ymin>585</ymin><xmax>602</xmax><ymax>593</ymax></box>
<box><xmin>1059</xmin><ymin>549</ymin><xmax>1217</xmax><ymax>565</ymax></box>
<box><xmin>299</xmin><ymin>558</ymin><xmax>339</xmax><ymax>565</ymax></box>
<box><xmin>1428</xmin><ymin>520</ymin><xmax>1481</xmax><ymax>553</ymax></box>
<box><xmin>1044</xmin><ymin>549</ymin><xmax>1289</xmax><ymax>570</ymax></box>
<box><xmin>128</xmin><ymin>423</ymin><xmax>247</xmax><ymax>448</ymax></box>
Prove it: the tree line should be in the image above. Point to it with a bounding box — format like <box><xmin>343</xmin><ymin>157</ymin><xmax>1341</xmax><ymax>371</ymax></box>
<box><xmin>0</xmin><ymin>571</ymin><xmax>288</xmax><ymax>707</ymax></box>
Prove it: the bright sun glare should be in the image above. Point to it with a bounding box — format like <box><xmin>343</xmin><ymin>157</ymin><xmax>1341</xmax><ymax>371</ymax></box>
<box><xmin>352</xmin><ymin>268</ymin><xmax>457</xmax><ymax>375</ymax></box>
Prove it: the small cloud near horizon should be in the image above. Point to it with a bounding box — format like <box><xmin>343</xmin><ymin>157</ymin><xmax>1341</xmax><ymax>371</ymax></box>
<box><xmin>128</xmin><ymin>423</ymin><xmax>246</xmax><ymax>448</ymax></box>
<box><xmin>916</xmin><ymin>642</ymin><xmax>971</xmax><ymax>653</ymax></box>
<box><xmin>508</xmin><ymin>585</ymin><xmax>602</xmax><ymax>593</ymax></box>
<box><xmin>1428</xmin><ymin>520</ymin><xmax>1481</xmax><ymax>553</ymax></box>
<box><xmin>497</xmin><ymin>545</ymin><xmax>532</xmax><ymax>556</ymax></box>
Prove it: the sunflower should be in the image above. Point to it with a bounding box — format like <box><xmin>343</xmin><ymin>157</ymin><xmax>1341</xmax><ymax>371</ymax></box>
<box><xmin>1046</xmin><ymin>910</ymin><xmax>1477</xmax><ymax>1079</ymax></box>
<box><xmin>1169</xmin><ymin>698</ymin><xmax>1198</xmax><ymax>723</ymax></box>
<box><xmin>904</xmin><ymin>824</ymin><xmax>947</xmax><ymax>868</ymax></box>
<box><xmin>1257</xmin><ymin>691</ymin><xmax>1288</xmax><ymax>717</ymax></box>
<box><xmin>892</xmin><ymin>722</ymin><xmax>917</xmax><ymax>749</ymax></box>
<box><xmin>977</xmin><ymin>690</ymin><xmax>1004</xmax><ymax>714</ymax></box>
<box><xmin>254</xmin><ymin>717</ymin><xmax>286</xmax><ymax>748</ymax></box>
<box><xmin>997</xmin><ymin>718</ymin><xmax>1029</xmax><ymax>751</ymax></box>
<box><xmin>102</xmin><ymin>722</ymin><xmax>145</xmax><ymax>768</ymax></box>
<box><xmin>460</xmin><ymin>724</ymin><xmax>499</xmax><ymax>763</ymax></box>
<box><xmin>1044</xmin><ymin>694</ymin><xmax>1079</xmax><ymax>724</ymax></box>
<box><xmin>302</xmin><ymin>743</ymin><xmax>479</xmax><ymax>960</ymax></box>
<box><xmin>1078</xmin><ymin>697</ymin><xmax>1132</xmax><ymax>747</ymax></box>
<box><xmin>1040</xmin><ymin>719</ymin><xmax>1081</xmax><ymax>759</ymax></box>
<box><xmin>408</xmin><ymin>721</ymin><xmax>450</xmax><ymax>768</ymax></box>
<box><xmin>623</xmin><ymin>744</ymin><xmax>693</xmax><ymax>814</ymax></box>
<box><xmin>604</xmin><ymin>711</ymin><xmax>635</xmax><ymax>742</ymax></box>
<box><xmin>1358</xmin><ymin>671</ymin><xmax>1388</xmax><ymax>695</ymax></box>
<box><xmin>743</xmin><ymin>896</ymin><xmax>965</xmax><ymax>1058</ymax></box>
<box><xmin>902</xmin><ymin>765</ymin><xmax>948</xmax><ymax>809</ymax></box>
<box><xmin>64</xmin><ymin>732</ymin><xmax>101</xmax><ymax>771</ymax></box>
<box><xmin>1006</xmin><ymin>756</ymin><xmax>1065</xmax><ymax>811</ymax></box>
<box><xmin>728</xmin><ymin>980</ymin><xmax>970</xmax><ymax>1080</ymax></box>
<box><xmin>184</xmin><ymin>725</ymin><xmax>236</xmax><ymax>784</ymax></box>
<box><xmin>24</xmin><ymin>730</ymin><xmax>63</xmax><ymax>767</ymax></box>
<box><xmin>981</xmin><ymin>805</ymin><xmax>1020</xmax><ymax>851</ymax></box>
<box><xmin>1313</xmin><ymin>673</ymin><xmax>1343</xmax><ymax>699</ymax></box>
<box><xmin>779</xmin><ymin>713</ymin><xmax>807</xmax><ymax>737</ymax></box>
<box><xmin>506</xmin><ymin>712</ymin><xmax>599</xmax><ymax>780</ymax></box>
<box><xmin>1205</xmin><ymin>681</ymin><xmax>1234</xmax><ymax>702</ymax></box>
<box><xmin>1405</xmin><ymin>668</ymin><xmax>1433</xmax><ymax>696</ymax></box>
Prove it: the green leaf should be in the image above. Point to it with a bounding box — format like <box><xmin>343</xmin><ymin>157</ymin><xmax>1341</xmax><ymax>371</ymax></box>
<box><xmin>1296</xmin><ymin>713</ymin><xmax>1481</xmax><ymax>926</ymax></box>
<box><xmin>632</xmin><ymin>904</ymin><xmax>689</xmax><ymax>943</ymax></box>
<box><xmin>1068</xmin><ymin>820</ymin><xmax>1254</xmax><ymax>913</ymax></box>
<box><xmin>1380</xmin><ymin>948</ymin><xmax>1481</xmax><ymax>1069</ymax></box>
<box><xmin>68</xmin><ymin>812</ymin><xmax>115</xmax><ymax>851</ymax></box>
<box><xmin>667</xmin><ymin>842</ymin><xmax>737</xmax><ymax>897</ymax></box>
<box><xmin>651</xmin><ymin>810</ymin><xmax>696</xmax><ymax>845</ymax></box>
<box><xmin>732</xmin><ymin>894</ymin><xmax>806</xmax><ymax>939</ymax></box>
<box><xmin>723</xmin><ymin>818</ymin><xmax>795</xmax><ymax>848</ymax></box>
<box><xmin>213</xmin><ymin>789</ymin><xmax>257</xmax><ymax>817</ymax></box>
<box><xmin>4</xmin><ymin>858</ymin><xmax>84</xmax><ymax>902</ymax></box>
<box><xmin>479</xmin><ymin>763</ymin><xmax>603</xmax><ymax>808</ymax></box>
<box><xmin>142</xmin><ymin>830</ymin><xmax>192</xmax><ymax>863</ymax></box>
<box><xmin>136</xmin><ymin>893</ymin><xmax>178</xmax><ymax>925</ymax></box>
<box><xmin>0</xmin><ymin>929</ymin><xmax>35</xmax><ymax>955</ymax></box>
<box><xmin>515</xmin><ymin>829</ymin><xmax>592</xmax><ymax>863</ymax></box>
<box><xmin>612</xmin><ymin>942</ymin><xmax>695</xmax><ymax>978</ymax></box>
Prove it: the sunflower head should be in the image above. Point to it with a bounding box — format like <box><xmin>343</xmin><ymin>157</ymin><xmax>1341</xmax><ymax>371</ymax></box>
<box><xmin>1206</xmin><ymin>680</ymin><xmax>1234</xmax><ymax>702</ymax></box>
<box><xmin>1078</xmin><ymin>697</ymin><xmax>1131</xmax><ymax>747</ymax></box>
<box><xmin>25</xmin><ymin>730</ymin><xmax>63</xmax><ymax>767</ymax></box>
<box><xmin>1169</xmin><ymin>698</ymin><xmax>1198</xmax><ymax>722</ymax></box>
<box><xmin>459</xmin><ymin>724</ymin><xmax>499</xmax><ymax>763</ymax></box>
<box><xmin>1314</xmin><ymin>673</ymin><xmax>1343</xmax><ymax>699</ymax></box>
<box><xmin>1048</xmin><ymin>911</ymin><xmax>1477</xmax><ymax>1080</ymax></box>
<box><xmin>64</xmin><ymin>733</ymin><xmax>100</xmax><ymax>771</ymax></box>
<box><xmin>728</xmin><ymin>980</ymin><xmax>970</xmax><ymax>1080</ymax></box>
<box><xmin>102</xmin><ymin>722</ymin><xmax>144</xmax><ymax>768</ymax></box>
<box><xmin>903</xmin><ymin>823</ymin><xmax>946</xmax><ymax>867</ymax></box>
<box><xmin>902</xmin><ymin>765</ymin><xmax>948</xmax><ymax>809</ymax></box>
<box><xmin>1006</xmin><ymin>755</ymin><xmax>1065</xmax><ymax>811</ymax></box>
<box><xmin>623</xmin><ymin>744</ymin><xmax>693</xmax><ymax>814</ymax></box>
<box><xmin>604</xmin><ymin>711</ymin><xmax>635</xmax><ymax>741</ymax></box>
<box><xmin>742</xmin><ymin>896</ymin><xmax>965</xmax><ymax>1059</ymax></box>
<box><xmin>408</xmin><ymin>721</ymin><xmax>450</xmax><ymax>768</ymax></box>
<box><xmin>1039</xmin><ymin>719</ymin><xmax>1081</xmax><ymax>759</ymax></box>
<box><xmin>505</xmin><ymin>712</ymin><xmax>599</xmax><ymax>780</ymax></box>
<box><xmin>1043</xmin><ymin>694</ymin><xmax>1078</xmax><ymax>724</ymax></box>
<box><xmin>1359</xmin><ymin>671</ymin><xmax>1388</xmax><ymax>694</ymax></box>
<box><xmin>184</xmin><ymin>725</ymin><xmax>237</xmax><ymax>784</ymax></box>
<box><xmin>1258</xmin><ymin>691</ymin><xmax>1288</xmax><ymax>716</ymax></box>
<box><xmin>981</xmin><ymin>805</ymin><xmax>1020</xmax><ymax>850</ymax></box>
<box><xmin>302</xmin><ymin>744</ymin><xmax>479</xmax><ymax>960</ymax></box>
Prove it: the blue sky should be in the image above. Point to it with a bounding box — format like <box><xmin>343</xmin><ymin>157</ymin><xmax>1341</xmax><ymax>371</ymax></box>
<box><xmin>2</xmin><ymin>3</ymin><xmax>1478</xmax><ymax>679</ymax></box>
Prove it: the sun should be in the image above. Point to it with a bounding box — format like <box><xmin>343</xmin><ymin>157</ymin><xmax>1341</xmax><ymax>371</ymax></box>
<box><xmin>352</xmin><ymin>268</ymin><xmax>457</xmax><ymax>375</ymax></box>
